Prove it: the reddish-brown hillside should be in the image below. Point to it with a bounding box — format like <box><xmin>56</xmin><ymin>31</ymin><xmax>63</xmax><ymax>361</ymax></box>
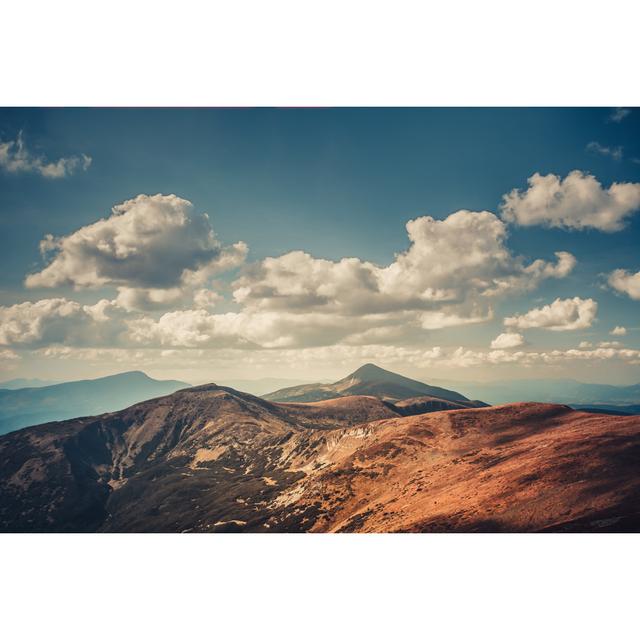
<box><xmin>279</xmin><ymin>403</ymin><xmax>640</xmax><ymax>532</ymax></box>
<box><xmin>1</xmin><ymin>386</ymin><xmax>639</xmax><ymax>532</ymax></box>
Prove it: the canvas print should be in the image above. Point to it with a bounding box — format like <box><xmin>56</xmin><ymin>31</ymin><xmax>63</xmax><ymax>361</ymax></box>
<box><xmin>1</xmin><ymin>107</ymin><xmax>639</xmax><ymax>533</ymax></box>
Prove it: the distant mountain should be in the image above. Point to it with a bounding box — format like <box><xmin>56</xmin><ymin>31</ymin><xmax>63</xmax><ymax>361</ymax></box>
<box><xmin>0</xmin><ymin>378</ymin><xmax>59</xmax><ymax>390</ymax></box>
<box><xmin>2</xmin><ymin>384</ymin><xmax>640</xmax><ymax>533</ymax></box>
<box><xmin>570</xmin><ymin>404</ymin><xmax>640</xmax><ymax>416</ymax></box>
<box><xmin>263</xmin><ymin>363</ymin><xmax>486</xmax><ymax>407</ymax></box>
<box><xmin>216</xmin><ymin>377</ymin><xmax>332</xmax><ymax>397</ymax></box>
<box><xmin>432</xmin><ymin>377</ymin><xmax>640</xmax><ymax>407</ymax></box>
<box><xmin>0</xmin><ymin>371</ymin><xmax>190</xmax><ymax>435</ymax></box>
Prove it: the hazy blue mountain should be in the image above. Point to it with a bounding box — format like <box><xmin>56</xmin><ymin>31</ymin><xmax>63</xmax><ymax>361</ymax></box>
<box><xmin>570</xmin><ymin>404</ymin><xmax>640</xmax><ymax>416</ymax></box>
<box><xmin>431</xmin><ymin>378</ymin><xmax>640</xmax><ymax>407</ymax></box>
<box><xmin>0</xmin><ymin>371</ymin><xmax>190</xmax><ymax>435</ymax></box>
<box><xmin>0</xmin><ymin>378</ymin><xmax>59</xmax><ymax>390</ymax></box>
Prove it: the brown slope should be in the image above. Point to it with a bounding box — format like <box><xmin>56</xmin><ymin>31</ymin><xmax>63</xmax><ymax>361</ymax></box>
<box><xmin>2</xmin><ymin>389</ymin><xmax>640</xmax><ymax>533</ymax></box>
<box><xmin>393</xmin><ymin>395</ymin><xmax>484</xmax><ymax>415</ymax></box>
<box><xmin>0</xmin><ymin>385</ymin><xmax>399</xmax><ymax>532</ymax></box>
<box><xmin>271</xmin><ymin>403</ymin><xmax>640</xmax><ymax>532</ymax></box>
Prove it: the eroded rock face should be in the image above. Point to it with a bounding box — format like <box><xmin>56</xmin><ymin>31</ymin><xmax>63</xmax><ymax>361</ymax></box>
<box><xmin>1</xmin><ymin>386</ymin><xmax>640</xmax><ymax>532</ymax></box>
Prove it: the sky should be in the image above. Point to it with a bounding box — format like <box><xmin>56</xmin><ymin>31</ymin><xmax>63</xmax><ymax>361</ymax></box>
<box><xmin>1</xmin><ymin>107</ymin><xmax>640</xmax><ymax>385</ymax></box>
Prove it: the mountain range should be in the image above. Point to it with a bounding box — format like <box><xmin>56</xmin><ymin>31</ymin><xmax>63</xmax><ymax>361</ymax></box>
<box><xmin>0</xmin><ymin>371</ymin><xmax>190</xmax><ymax>435</ymax></box>
<box><xmin>433</xmin><ymin>377</ymin><xmax>640</xmax><ymax>411</ymax></box>
<box><xmin>1</xmin><ymin>366</ymin><xmax>639</xmax><ymax>533</ymax></box>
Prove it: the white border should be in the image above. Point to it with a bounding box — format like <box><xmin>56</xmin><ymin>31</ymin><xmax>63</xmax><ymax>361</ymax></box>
<box><xmin>1</xmin><ymin>2</ymin><xmax>639</xmax><ymax>637</ymax></box>
<box><xmin>1</xmin><ymin>533</ymin><xmax>638</xmax><ymax>639</ymax></box>
<box><xmin>1</xmin><ymin>0</ymin><xmax>639</xmax><ymax>106</ymax></box>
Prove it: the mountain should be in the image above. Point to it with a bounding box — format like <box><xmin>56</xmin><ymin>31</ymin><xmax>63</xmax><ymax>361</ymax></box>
<box><xmin>216</xmin><ymin>377</ymin><xmax>332</xmax><ymax>396</ymax></box>
<box><xmin>0</xmin><ymin>378</ymin><xmax>59</xmax><ymax>390</ymax></box>
<box><xmin>432</xmin><ymin>377</ymin><xmax>640</xmax><ymax>407</ymax></box>
<box><xmin>1</xmin><ymin>384</ymin><xmax>639</xmax><ymax>532</ymax></box>
<box><xmin>570</xmin><ymin>404</ymin><xmax>640</xmax><ymax>416</ymax></box>
<box><xmin>0</xmin><ymin>371</ymin><xmax>190</xmax><ymax>435</ymax></box>
<box><xmin>263</xmin><ymin>363</ymin><xmax>486</xmax><ymax>407</ymax></box>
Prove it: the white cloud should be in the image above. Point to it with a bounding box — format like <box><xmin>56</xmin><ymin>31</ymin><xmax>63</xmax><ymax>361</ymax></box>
<box><xmin>234</xmin><ymin>210</ymin><xmax>575</xmax><ymax>328</ymax></box>
<box><xmin>418</xmin><ymin>309</ymin><xmax>492</xmax><ymax>329</ymax></box>
<box><xmin>608</xmin><ymin>269</ymin><xmax>640</xmax><ymax>300</ymax></box>
<box><xmin>504</xmin><ymin>297</ymin><xmax>598</xmax><ymax>331</ymax></box>
<box><xmin>25</xmin><ymin>194</ymin><xmax>247</xmax><ymax>312</ymax></box>
<box><xmin>439</xmin><ymin>344</ymin><xmax>640</xmax><ymax>368</ymax></box>
<box><xmin>114</xmin><ymin>286</ymin><xmax>186</xmax><ymax>312</ymax></box>
<box><xmin>0</xmin><ymin>349</ymin><xmax>20</xmax><ymax>361</ymax></box>
<box><xmin>586</xmin><ymin>141</ymin><xmax>623</xmax><ymax>161</ymax></box>
<box><xmin>500</xmin><ymin>170</ymin><xmax>640</xmax><ymax>231</ymax></box>
<box><xmin>598</xmin><ymin>341</ymin><xmax>622</xmax><ymax>348</ymax></box>
<box><xmin>5</xmin><ymin>205</ymin><xmax>581</xmax><ymax>353</ymax></box>
<box><xmin>0</xmin><ymin>131</ymin><xmax>91</xmax><ymax>178</ymax></box>
<box><xmin>611</xmin><ymin>325</ymin><xmax>627</xmax><ymax>336</ymax></box>
<box><xmin>193</xmin><ymin>289</ymin><xmax>223</xmax><ymax>309</ymax></box>
<box><xmin>579</xmin><ymin>341</ymin><xmax>592</xmax><ymax>348</ymax></box>
<box><xmin>127</xmin><ymin>308</ymin><xmax>417</xmax><ymax>350</ymax></box>
<box><xmin>490</xmin><ymin>332</ymin><xmax>525</xmax><ymax>349</ymax></box>
<box><xmin>0</xmin><ymin>298</ymin><xmax>127</xmax><ymax>348</ymax></box>
<box><xmin>127</xmin><ymin>310</ymin><xmax>255</xmax><ymax>349</ymax></box>
<box><xmin>609</xmin><ymin>107</ymin><xmax>631</xmax><ymax>123</ymax></box>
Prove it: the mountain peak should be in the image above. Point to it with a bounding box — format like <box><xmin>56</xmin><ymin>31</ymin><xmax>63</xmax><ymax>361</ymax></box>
<box><xmin>265</xmin><ymin>362</ymin><xmax>473</xmax><ymax>404</ymax></box>
<box><xmin>351</xmin><ymin>363</ymin><xmax>387</xmax><ymax>378</ymax></box>
<box><xmin>120</xmin><ymin>370</ymin><xmax>153</xmax><ymax>380</ymax></box>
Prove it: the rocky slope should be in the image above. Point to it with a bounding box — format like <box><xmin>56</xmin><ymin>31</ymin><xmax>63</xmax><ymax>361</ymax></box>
<box><xmin>1</xmin><ymin>385</ymin><xmax>639</xmax><ymax>532</ymax></box>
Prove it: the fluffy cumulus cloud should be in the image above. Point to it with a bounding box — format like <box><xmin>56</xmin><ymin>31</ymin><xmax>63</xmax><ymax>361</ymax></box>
<box><xmin>0</xmin><ymin>131</ymin><xmax>91</xmax><ymax>179</ymax></box>
<box><xmin>608</xmin><ymin>269</ymin><xmax>640</xmax><ymax>300</ymax></box>
<box><xmin>490</xmin><ymin>332</ymin><xmax>525</xmax><ymax>349</ymax></box>
<box><xmin>4</xmin><ymin>206</ymin><xmax>581</xmax><ymax>353</ymax></box>
<box><xmin>504</xmin><ymin>297</ymin><xmax>598</xmax><ymax>331</ymax></box>
<box><xmin>611</xmin><ymin>325</ymin><xmax>627</xmax><ymax>336</ymax></box>
<box><xmin>0</xmin><ymin>298</ymin><xmax>128</xmax><ymax>348</ymax></box>
<box><xmin>26</xmin><ymin>194</ymin><xmax>243</xmax><ymax>289</ymax></box>
<box><xmin>500</xmin><ymin>171</ymin><xmax>640</xmax><ymax>231</ymax></box>
<box><xmin>127</xmin><ymin>308</ymin><xmax>428</xmax><ymax>350</ymax></box>
<box><xmin>233</xmin><ymin>210</ymin><xmax>575</xmax><ymax>330</ymax></box>
<box><xmin>25</xmin><ymin>194</ymin><xmax>247</xmax><ymax>310</ymax></box>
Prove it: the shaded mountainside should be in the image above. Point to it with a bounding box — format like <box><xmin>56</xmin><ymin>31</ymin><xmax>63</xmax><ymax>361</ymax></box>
<box><xmin>263</xmin><ymin>363</ymin><xmax>486</xmax><ymax>407</ymax></box>
<box><xmin>570</xmin><ymin>404</ymin><xmax>640</xmax><ymax>416</ymax></box>
<box><xmin>0</xmin><ymin>371</ymin><xmax>190</xmax><ymax>436</ymax></box>
<box><xmin>1</xmin><ymin>384</ymin><xmax>640</xmax><ymax>533</ymax></box>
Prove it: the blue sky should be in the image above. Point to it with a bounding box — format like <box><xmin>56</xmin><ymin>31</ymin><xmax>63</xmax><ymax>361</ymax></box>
<box><xmin>1</xmin><ymin>108</ymin><xmax>639</xmax><ymax>384</ymax></box>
